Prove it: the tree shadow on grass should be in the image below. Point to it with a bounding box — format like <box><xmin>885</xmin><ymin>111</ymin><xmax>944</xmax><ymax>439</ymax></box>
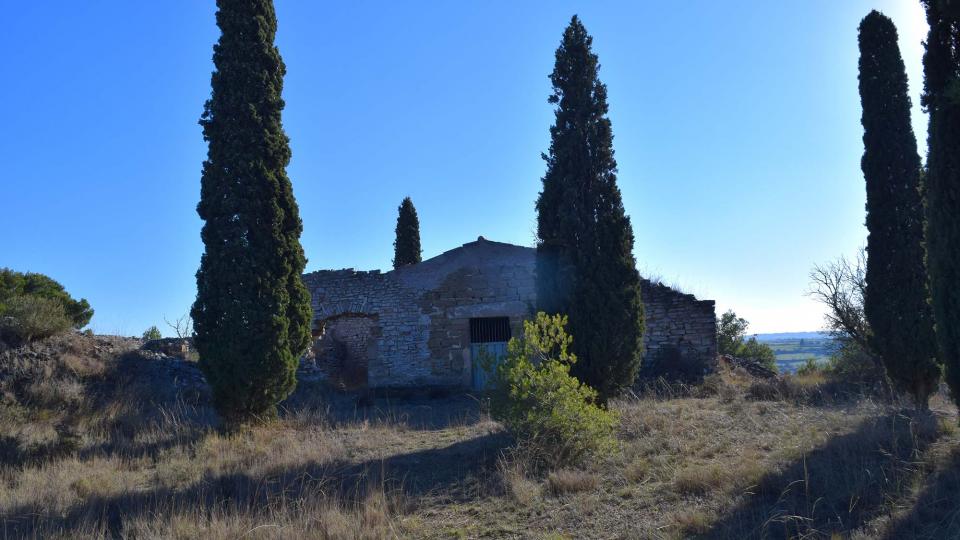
<box><xmin>0</xmin><ymin>430</ymin><xmax>511</xmax><ymax>538</ymax></box>
<box><xmin>700</xmin><ymin>411</ymin><xmax>943</xmax><ymax>540</ymax></box>
<box><xmin>283</xmin><ymin>380</ymin><xmax>487</xmax><ymax>431</ymax></box>
<box><xmin>880</xmin><ymin>444</ymin><xmax>960</xmax><ymax>539</ymax></box>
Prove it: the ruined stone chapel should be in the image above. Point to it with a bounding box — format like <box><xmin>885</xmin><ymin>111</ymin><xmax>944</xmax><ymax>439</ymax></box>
<box><xmin>302</xmin><ymin>237</ymin><xmax>717</xmax><ymax>390</ymax></box>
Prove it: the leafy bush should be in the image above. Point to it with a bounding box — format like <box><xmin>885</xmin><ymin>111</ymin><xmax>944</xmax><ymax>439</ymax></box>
<box><xmin>796</xmin><ymin>357</ymin><xmax>822</xmax><ymax>376</ymax></box>
<box><xmin>825</xmin><ymin>339</ymin><xmax>884</xmax><ymax>383</ymax></box>
<box><xmin>142</xmin><ymin>326</ymin><xmax>162</xmax><ymax>341</ymax></box>
<box><xmin>717</xmin><ymin>309</ymin><xmax>778</xmax><ymax>372</ymax></box>
<box><xmin>0</xmin><ymin>269</ymin><xmax>93</xmax><ymax>328</ymax></box>
<box><xmin>738</xmin><ymin>336</ymin><xmax>778</xmax><ymax>373</ymax></box>
<box><xmin>0</xmin><ymin>295</ymin><xmax>73</xmax><ymax>343</ymax></box>
<box><xmin>488</xmin><ymin>312</ymin><xmax>618</xmax><ymax>468</ymax></box>
<box><xmin>793</xmin><ymin>340</ymin><xmax>884</xmax><ymax>385</ymax></box>
<box><xmin>717</xmin><ymin>310</ymin><xmax>749</xmax><ymax>355</ymax></box>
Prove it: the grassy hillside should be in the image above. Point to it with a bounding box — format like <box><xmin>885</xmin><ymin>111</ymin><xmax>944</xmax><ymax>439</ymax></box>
<box><xmin>1</xmin><ymin>333</ymin><xmax>958</xmax><ymax>538</ymax></box>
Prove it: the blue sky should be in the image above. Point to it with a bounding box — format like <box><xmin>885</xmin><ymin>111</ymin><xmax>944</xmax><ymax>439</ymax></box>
<box><xmin>2</xmin><ymin>1</ymin><xmax>928</xmax><ymax>336</ymax></box>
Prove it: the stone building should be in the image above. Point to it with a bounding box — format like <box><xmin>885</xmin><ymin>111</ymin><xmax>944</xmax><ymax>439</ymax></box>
<box><xmin>302</xmin><ymin>237</ymin><xmax>717</xmax><ymax>389</ymax></box>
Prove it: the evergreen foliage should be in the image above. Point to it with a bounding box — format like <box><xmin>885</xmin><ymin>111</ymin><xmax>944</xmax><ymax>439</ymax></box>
<box><xmin>0</xmin><ymin>268</ymin><xmax>93</xmax><ymax>328</ymax></box>
<box><xmin>858</xmin><ymin>10</ymin><xmax>940</xmax><ymax>408</ymax></box>
<box><xmin>921</xmin><ymin>0</ymin><xmax>960</xmax><ymax>413</ymax></box>
<box><xmin>142</xmin><ymin>326</ymin><xmax>162</xmax><ymax>341</ymax></box>
<box><xmin>717</xmin><ymin>310</ymin><xmax>749</xmax><ymax>356</ymax></box>
<box><xmin>716</xmin><ymin>309</ymin><xmax>776</xmax><ymax>372</ymax></box>
<box><xmin>534</xmin><ymin>16</ymin><xmax>644</xmax><ymax>402</ymax></box>
<box><xmin>392</xmin><ymin>197</ymin><xmax>422</xmax><ymax>268</ymax></box>
<box><xmin>489</xmin><ymin>313</ymin><xmax>618</xmax><ymax>468</ymax></box>
<box><xmin>738</xmin><ymin>336</ymin><xmax>778</xmax><ymax>373</ymax></box>
<box><xmin>191</xmin><ymin>0</ymin><xmax>313</xmax><ymax>424</ymax></box>
<box><xmin>0</xmin><ymin>295</ymin><xmax>73</xmax><ymax>344</ymax></box>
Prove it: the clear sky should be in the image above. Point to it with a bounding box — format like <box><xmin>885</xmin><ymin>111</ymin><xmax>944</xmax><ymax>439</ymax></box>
<box><xmin>2</xmin><ymin>1</ymin><xmax>929</xmax><ymax>336</ymax></box>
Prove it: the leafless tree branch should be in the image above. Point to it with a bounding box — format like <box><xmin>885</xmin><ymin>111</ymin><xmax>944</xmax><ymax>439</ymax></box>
<box><xmin>164</xmin><ymin>312</ymin><xmax>193</xmax><ymax>340</ymax></box>
<box><xmin>807</xmin><ymin>247</ymin><xmax>872</xmax><ymax>352</ymax></box>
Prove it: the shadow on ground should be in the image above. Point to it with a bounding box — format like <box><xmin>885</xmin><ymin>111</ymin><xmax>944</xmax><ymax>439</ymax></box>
<box><xmin>881</xmin><ymin>445</ymin><xmax>960</xmax><ymax>539</ymax></box>
<box><xmin>0</xmin><ymin>429</ymin><xmax>511</xmax><ymax>537</ymax></box>
<box><xmin>700</xmin><ymin>411</ymin><xmax>943</xmax><ymax>539</ymax></box>
<box><xmin>283</xmin><ymin>380</ymin><xmax>487</xmax><ymax>431</ymax></box>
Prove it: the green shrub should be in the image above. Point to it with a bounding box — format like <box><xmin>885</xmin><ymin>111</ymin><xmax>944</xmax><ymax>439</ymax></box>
<box><xmin>825</xmin><ymin>339</ymin><xmax>884</xmax><ymax>383</ymax></box>
<box><xmin>142</xmin><ymin>326</ymin><xmax>162</xmax><ymax>341</ymax></box>
<box><xmin>738</xmin><ymin>336</ymin><xmax>778</xmax><ymax>373</ymax></box>
<box><xmin>0</xmin><ymin>269</ymin><xmax>93</xmax><ymax>328</ymax></box>
<box><xmin>0</xmin><ymin>295</ymin><xmax>73</xmax><ymax>343</ymax></box>
<box><xmin>717</xmin><ymin>310</ymin><xmax>749</xmax><ymax>356</ymax></box>
<box><xmin>796</xmin><ymin>357</ymin><xmax>822</xmax><ymax>377</ymax></box>
<box><xmin>488</xmin><ymin>312</ymin><xmax>618</xmax><ymax>468</ymax></box>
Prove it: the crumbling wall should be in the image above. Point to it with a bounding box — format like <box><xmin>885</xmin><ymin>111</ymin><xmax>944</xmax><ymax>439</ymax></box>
<box><xmin>302</xmin><ymin>269</ymin><xmax>428</xmax><ymax>387</ymax></box>
<box><xmin>639</xmin><ymin>279</ymin><xmax>718</xmax><ymax>380</ymax></box>
<box><xmin>311</xmin><ymin>314</ymin><xmax>378</xmax><ymax>388</ymax></box>
<box><xmin>302</xmin><ymin>240</ymin><xmax>537</xmax><ymax>388</ymax></box>
<box><xmin>302</xmin><ymin>241</ymin><xmax>718</xmax><ymax>389</ymax></box>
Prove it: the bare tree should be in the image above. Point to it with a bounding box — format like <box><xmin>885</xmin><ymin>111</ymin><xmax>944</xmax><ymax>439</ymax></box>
<box><xmin>807</xmin><ymin>248</ymin><xmax>891</xmax><ymax>385</ymax></box>
<box><xmin>808</xmin><ymin>248</ymin><xmax>871</xmax><ymax>351</ymax></box>
<box><xmin>164</xmin><ymin>312</ymin><xmax>193</xmax><ymax>340</ymax></box>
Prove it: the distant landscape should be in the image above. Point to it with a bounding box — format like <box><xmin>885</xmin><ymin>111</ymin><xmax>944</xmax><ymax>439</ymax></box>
<box><xmin>754</xmin><ymin>332</ymin><xmax>835</xmax><ymax>373</ymax></box>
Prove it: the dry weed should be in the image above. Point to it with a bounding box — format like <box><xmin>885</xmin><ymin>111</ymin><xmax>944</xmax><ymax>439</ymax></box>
<box><xmin>547</xmin><ymin>469</ymin><xmax>599</xmax><ymax>496</ymax></box>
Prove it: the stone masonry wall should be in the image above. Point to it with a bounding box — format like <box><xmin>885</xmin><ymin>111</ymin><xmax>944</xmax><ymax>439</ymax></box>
<box><xmin>301</xmin><ymin>268</ymin><xmax>425</xmax><ymax>387</ymax></box>
<box><xmin>303</xmin><ymin>239</ymin><xmax>717</xmax><ymax>388</ymax></box>
<box><xmin>310</xmin><ymin>315</ymin><xmax>378</xmax><ymax>388</ymax></box>
<box><xmin>303</xmin><ymin>239</ymin><xmax>536</xmax><ymax>388</ymax></box>
<box><xmin>638</xmin><ymin>279</ymin><xmax>718</xmax><ymax>378</ymax></box>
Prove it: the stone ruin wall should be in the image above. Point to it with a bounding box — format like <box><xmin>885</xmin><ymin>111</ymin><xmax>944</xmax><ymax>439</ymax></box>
<box><xmin>301</xmin><ymin>269</ymin><xmax>426</xmax><ymax>387</ymax></box>
<box><xmin>639</xmin><ymin>279</ymin><xmax>718</xmax><ymax>377</ymax></box>
<box><xmin>415</xmin><ymin>263</ymin><xmax>536</xmax><ymax>385</ymax></box>
<box><xmin>302</xmin><ymin>245</ymin><xmax>536</xmax><ymax>388</ymax></box>
<box><xmin>303</xmin><ymin>245</ymin><xmax>717</xmax><ymax>388</ymax></box>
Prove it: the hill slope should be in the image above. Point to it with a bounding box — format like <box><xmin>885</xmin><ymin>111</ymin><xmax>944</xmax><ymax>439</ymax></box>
<box><xmin>0</xmin><ymin>333</ymin><xmax>957</xmax><ymax>538</ymax></box>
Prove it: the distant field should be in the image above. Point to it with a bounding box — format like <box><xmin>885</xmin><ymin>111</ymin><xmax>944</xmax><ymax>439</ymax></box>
<box><xmin>754</xmin><ymin>333</ymin><xmax>836</xmax><ymax>373</ymax></box>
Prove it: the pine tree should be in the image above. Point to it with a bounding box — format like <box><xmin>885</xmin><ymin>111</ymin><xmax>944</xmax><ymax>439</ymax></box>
<box><xmin>858</xmin><ymin>10</ymin><xmax>940</xmax><ymax>409</ymax></box>
<box><xmin>921</xmin><ymin>0</ymin><xmax>960</xmax><ymax>413</ymax></box>
<box><xmin>392</xmin><ymin>197</ymin><xmax>422</xmax><ymax>268</ymax></box>
<box><xmin>535</xmin><ymin>16</ymin><xmax>644</xmax><ymax>402</ymax></box>
<box><xmin>191</xmin><ymin>0</ymin><xmax>313</xmax><ymax>424</ymax></box>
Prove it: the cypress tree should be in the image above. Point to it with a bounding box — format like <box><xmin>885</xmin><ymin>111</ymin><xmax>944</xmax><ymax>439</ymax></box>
<box><xmin>921</xmin><ymin>0</ymin><xmax>960</xmax><ymax>413</ymax></box>
<box><xmin>392</xmin><ymin>197</ymin><xmax>422</xmax><ymax>268</ymax></box>
<box><xmin>535</xmin><ymin>16</ymin><xmax>644</xmax><ymax>402</ymax></box>
<box><xmin>858</xmin><ymin>10</ymin><xmax>940</xmax><ymax>409</ymax></box>
<box><xmin>192</xmin><ymin>0</ymin><xmax>312</xmax><ymax>424</ymax></box>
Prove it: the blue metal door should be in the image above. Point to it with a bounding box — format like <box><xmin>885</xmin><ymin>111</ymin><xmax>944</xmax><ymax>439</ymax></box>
<box><xmin>471</xmin><ymin>341</ymin><xmax>508</xmax><ymax>390</ymax></box>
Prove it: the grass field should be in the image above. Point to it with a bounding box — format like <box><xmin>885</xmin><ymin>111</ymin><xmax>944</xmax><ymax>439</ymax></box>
<box><xmin>762</xmin><ymin>336</ymin><xmax>835</xmax><ymax>373</ymax></box>
<box><xmin>3</xmin><ymin>333</ymin><xmax>960</xmax><ymax>538</ymax></box>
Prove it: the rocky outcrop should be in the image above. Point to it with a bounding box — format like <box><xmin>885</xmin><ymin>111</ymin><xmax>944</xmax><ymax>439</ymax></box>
<box><xmin>719</xmin><ymin>354</ymin><xmax>778</xmax><ymax>379</ymax></box>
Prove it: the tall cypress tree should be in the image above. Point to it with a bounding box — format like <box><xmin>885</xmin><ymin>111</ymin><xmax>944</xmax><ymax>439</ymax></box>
<box><xmin>192</xmin><ymin>0</ymin><xmax>312</xmax><ymax>424</ymax></box>
<box><xmin>921</xmin><ymin>0</ymin><xmax>960</xmax><ymax>413</ymax></box>
<box><xmin>392</xmin><ymin>197</ymin><xmax>422</xmax><ymax>268</ymax></box>
<box><xmin>535</xmin><ymin>16</ymin><xmax>644</xmax><ymax>402</ymax></box>
<box><xmin>858</xmin><ymin>10</ymin><xmax>940</xmax><ymax>409</ymax></box>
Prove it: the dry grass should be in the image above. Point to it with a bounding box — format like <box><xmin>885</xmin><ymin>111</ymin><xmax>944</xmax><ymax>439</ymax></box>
<box><xmin>546</xmin><ymin>469</ymin><xmax>599</xmax><ymax>496</ymax></box>
<box><xmin>2</xmin><ymin>333</ymin><xmax>959</xmax><ymax>538</ymax></box>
